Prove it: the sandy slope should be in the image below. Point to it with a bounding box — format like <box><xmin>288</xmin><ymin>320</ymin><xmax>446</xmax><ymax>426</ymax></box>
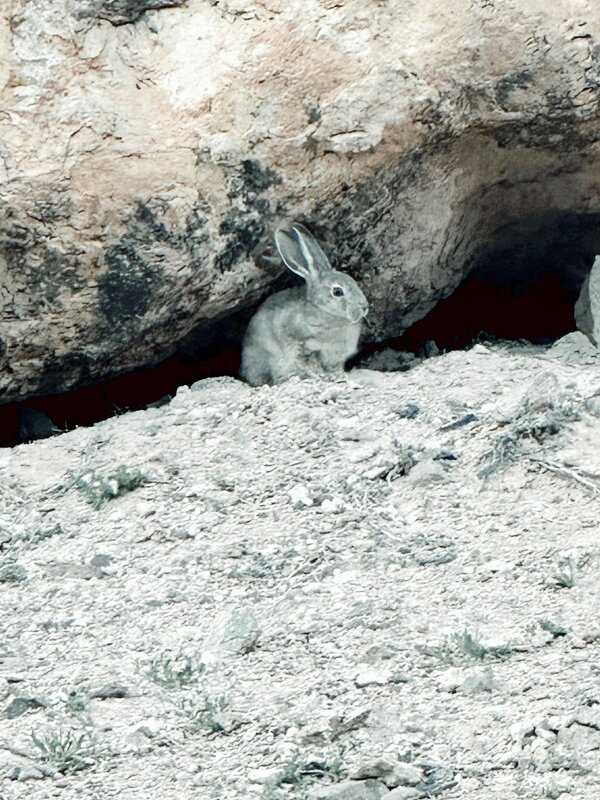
<box><xmin>1</xmin><ymin>340</ymin><xmax>600</xmax><ymax>800</ymax></box>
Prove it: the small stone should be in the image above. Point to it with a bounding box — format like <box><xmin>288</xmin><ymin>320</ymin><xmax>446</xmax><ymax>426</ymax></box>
<box><xmin>288</xmin><ymin>484</ymin><xmax>314</xmax><ymax>507</ymax></box>
<box><xmin>44</xmin><ymin>562</ymin><xmax>98</xmax><ymax>580</ymax></box>
<box><xmin>406</xmin><ymin>460</ymin><xmax>447</xmax><ymax>486</ymax></box>
<box><xmin>308</xmin><ymin>778</ymin><xmax>390</xmax><ymax>799</ymax></box>
<box><xmin>573</xmin><ymin>706</ymin><xmax>600</xmax><ymax>728</ymax></box>
<box><xmin>558</xmin><ymin>722</ymin><xmax>600</xmax><ymax>752</ymax></box>
<box><xmin>548</xmin><ymin>331</ymin><xmax>599</xmax><ymax>365</ymax></box>
<box><xmin>394</xmin><ymin>403</ymin><xmax>420</xmax><ymax>419</ymax></box>
<box><xmin>0</xmin><ymin>563</ymin><xmax>27</xmax><ymax>583</ymax></box>
<box><xmin>171</xmin><ymin>527</ymin><xmax>194</xmax><ymax>539</ymax></box>
<box><xmin>131</xmin><ymin>718</ymin><xmax>163</xmax><ymax>739</ymax></box>
<box><xmin>355</xmin><ymin>670</ymin><xmax>389</xmax><ymax>688</ymax></box>
<box><xmin>321</xmin><ymin>497</ymin><xmax>345</xmax><ymax>513</ymax></box>
<box><xmin>89</xmin><ymin>553</ymin><xmax>114</xmax><ymax>568</ymax></box>
<box><xmin>247</xmin><ymin>766</ymin><xmax>284</xmax><ymax>784</ymax></box>
<box><xmin>0</xmin><ymin>750</ymin><xmax>53</xmax><ymax>780</ymax></box>
<box><xmin>202</xmin><ymin>607</ymin><xmax>261</xmax><ymax>663</ymax></box>
<box><xmin>351</xmin><ymin>760</ymin><xmax>423</xmax><ymax>789</ymax></box>
<box><xmin>389</xmin><ymin>673</ymin><xmax>410</xmax><ymax>684</ymax></box>
<box><xmin>459</xmin><ymin>667</ymin><xmax>497</xmax><ymax>695</ymax></box>
<box><xmin>436</xmin><ymin>667</ymin><xmax>463</xmax><ymax>693</ymax></box>
<box><xmin>388</xmin><ymin>765</ymin><xmax>423</xmax><ymax>787</ymax></box>
<box><xmin>4</xmin><ymin>696</ymin><xmax>46</xmax><ymax>719</ymax></box>
<box><xmin>330</xmin><ymin>707</ymin><xmax>371</xmax><ymax>739</ymax></box>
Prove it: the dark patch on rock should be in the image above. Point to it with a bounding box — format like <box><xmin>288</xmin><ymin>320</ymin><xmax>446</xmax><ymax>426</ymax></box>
<box><xmin>133</xmin><ymin>198</ymin><xmax>210</xmax><ymax>260</ymax></box>
<box><xmin>28</xmin><ymin>192</ymin><xmax>73</xmax><ymax>225</ymax></box>
<box><xmin>71</xmin><ymin>0</ymin><xmax>186</xmax><ymax>25</ymax></box>
<box><xmin>495</xmin><ymin>69</ymin><xmax>533</xmax><ymax>108</ymax></box>
<box><xmin>0</xmin><ymin>233</ymin><xmax>85</xmax><ymax>310</ymax></box>
<box><xmin>98</xmin><ymin>242</ymin><xmax>163</xmax><ymax>327</ymax></box>
<box><xmin>491</xmin><ymin>95</ymin><xmax>598</xmax><ymax>150</ymax></box>
<box><xmin>216</xmin><ymin>213</ymin><xmax>266</xmax><ymax>271</ymax></box>
<box><xmin>216</xmin><ymin>159</ymin><xmax>281</xmax><ymax>271</ymax></box>
<box><xmin>238</xmin><ymin>159</ymin><xmax>282</xmax><ymax>195</ymax></box>
<box><xmin>37</xmin><ymin>351</ymin><xmax>94</xmax><ymax>397</ymax></box>
<box><xmin>134</xmin><ymin>200</ymin><xmax>171</xmax><ymax>243</ymax></box>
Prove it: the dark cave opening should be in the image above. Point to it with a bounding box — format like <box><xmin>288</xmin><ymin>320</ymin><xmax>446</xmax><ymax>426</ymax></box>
<box><xmin>2</xmin><ymin>211</ymin><xmax>599</xmax><ymax>447</ymax></box>
<box><xmin>0</xmin><ymin>336</ymin><xmax>242</xmax><ymax>448</ymax></box>
<box><xmin>367</xmin><ymin>211</ymin><xmax>600</xmax><ymax>355</ymax></box>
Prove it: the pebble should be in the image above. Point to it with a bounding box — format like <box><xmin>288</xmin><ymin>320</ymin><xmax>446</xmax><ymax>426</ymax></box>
<box><xmin>308</xmin><ymin>778</ymin><xmax>390</xmax><ymax>799</ymax></box>
<box><xmin>202</xmin><ymin>606</ymin><xmax>261</xmax><ymax>663</ymax></box>
<box><xmin>247</xmin><ymin>766</ymin><xmax>284</xmax><ymax>784</ymax></box>
<box><xmin>288</xmin><ymin>484</ymin><xmax>314</xmax><ymax>507</ymax></box>
<box><xmin>355</xmin><ymin>670</ymin><xmax>390</xmax><ymax>688</ymax></box>
<box><xmin>436</xmin><ymin>667</ymin><xmax>463</xmax><ymax>693</ymax></box>
<box><xmin>406</xmin><ymin>459</ymin><xmax>447</xmax><ymax>486</ymax></box>
<box><xmin>0</xmin><ymin>562</ymin><xmax>27</xmax><ymax>583</ymax></box>
<box><xmin>4</xmin><ymin>695</ymin><xmax>46</xmax><ymax>718</ymax></box>
<box><xmin>460</xmin><ymin>667</ymin><xmax>498</xmax><ymax>695</ymax></box>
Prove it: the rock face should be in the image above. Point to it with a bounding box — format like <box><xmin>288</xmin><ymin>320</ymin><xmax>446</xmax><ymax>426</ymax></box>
<box><xmin>575</xmin><ymin>254</ymin><xmax>600</xmax><ymax>344</ymax></box>
<box><xmin>2</xmin><ymin>0</ymin><xmax>600</xmax><ymax>401</ymax></box>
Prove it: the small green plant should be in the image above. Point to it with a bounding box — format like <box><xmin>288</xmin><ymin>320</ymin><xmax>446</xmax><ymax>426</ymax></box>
<box><xmin>549</xmin><ymin>555</ymin><xmax>590</xmax><ymax>589</ymax></box>
<box><xmin>455</xmin><ymin>630</ymin><xmax>488</xmax><ymax>660</ymax></box>
<box><xmin>424</xmin><ymin>629</ymin><xmax>516</xmax><ymax>664</ymax></box>
<box><xmin>176</xmin><ymin>692</ymin><xmax>232</xmax><ymax>735</ymax></box>
<box><xmin>72</xmin><ymin>465</ymin><xmax>147</xmax><ymax>509</ymax></box>
<box><xmin>144</xmin><ymin>653</ymin><xmax>205</xmax><ymax>689</ymax></box>
<box><xmin>31</xmin><ymin>727</ymin><xmax>96</xmax><ymax>774</ymax></box>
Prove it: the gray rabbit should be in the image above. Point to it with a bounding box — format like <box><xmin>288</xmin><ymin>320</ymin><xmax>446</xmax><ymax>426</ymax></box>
<box><xmin>240</xmin><ymin>222</ymin><xmax>369</xmax><ymax>386</ymax></box>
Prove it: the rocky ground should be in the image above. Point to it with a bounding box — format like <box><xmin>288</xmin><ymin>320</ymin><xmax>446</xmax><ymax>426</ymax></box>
<box><xmin>1</xmin><ymin>335</ymin><xmax>600</xmax><ymax>800</ymax></box>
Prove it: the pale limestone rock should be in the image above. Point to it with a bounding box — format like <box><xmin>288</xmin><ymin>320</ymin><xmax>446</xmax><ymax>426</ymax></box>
<box><xmin>2</xmin><ymin>1</ymin><xmax>600</xmax><ymax>400</ymax></box>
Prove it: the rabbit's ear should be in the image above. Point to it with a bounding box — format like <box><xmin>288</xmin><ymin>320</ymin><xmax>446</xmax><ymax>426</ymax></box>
<box><xmin>275</xmin><ymin>223</ymin><xmax>331</xmax><ymax>281</ymax></box>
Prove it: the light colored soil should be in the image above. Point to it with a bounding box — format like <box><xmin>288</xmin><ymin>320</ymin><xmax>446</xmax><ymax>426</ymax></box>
<box><xmin>1</xmin><ymin>339</ymin><xmax>600</xmax><ymax>800</ymax></box>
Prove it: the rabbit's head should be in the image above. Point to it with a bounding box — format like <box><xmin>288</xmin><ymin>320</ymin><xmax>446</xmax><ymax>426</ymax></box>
<box><xmin>274</xmin><ymin>223</ymin><xmax>369</xmax><ymax>324</ymax></box>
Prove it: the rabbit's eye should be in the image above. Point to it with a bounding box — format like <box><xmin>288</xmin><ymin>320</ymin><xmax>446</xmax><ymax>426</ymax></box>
<box><xmin>331</xmin><ymin>285</ymin><xmax>344</xmax><ymax>298</ymax></box>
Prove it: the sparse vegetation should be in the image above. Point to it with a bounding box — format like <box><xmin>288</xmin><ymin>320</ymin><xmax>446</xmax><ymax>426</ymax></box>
<box><xmin>143</xmin><ymin>652</ymin><xmax>205</xmax><ymax>689</ymax></box>
<box><xmin>268</xmin><ymin>747</ymin><xmax>348</xmax><ymax>791</ymax></box>
<box><xmin>548</xmin><ymin>555</ymin><xmax>591</xmax><ymax>589</ymax></box>
<box><xmin>480</xmin><ymin>389</ymin><xmax>579</xmax><ymax>478</ymax></box>
<box><xmin>176</xmin><ymin>692</ymin><xmax>234</xmax><ymax>735</ymax></box>
<box><xmin>425</xmin><ymin>630</ymin><xmax>518</xmax><ymax>664</ymax></box>
<box><xmin>6</xmin><ymin>343</ymin><xmax>600</xmax><ymax>800</ymax></box>
<box><xmin>31</xmin><ymin>727</ymin><xmax>97</xmax><ymax>775</ymax></box>
<box><xmin>70</xmin><ymin>465</ymin><xmax>147</xmax><ymax>509</ymax></box>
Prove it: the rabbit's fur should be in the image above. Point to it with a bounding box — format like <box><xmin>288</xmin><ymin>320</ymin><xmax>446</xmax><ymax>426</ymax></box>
<box><xmin>240</xmin><ymin>223</ymin><xmax>369</xmax><ymax>386</ymax></box>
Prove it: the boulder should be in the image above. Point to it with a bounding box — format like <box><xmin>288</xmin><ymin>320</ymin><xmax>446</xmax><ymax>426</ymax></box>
<box><xmin>2</xmin><ymin>0</ymin><xmax>600</xmax><ymax>401</ymax></box>
<box><xmin>575</xmin><ymin>254</ymin><xmax>600</xmax><ymax>344</ymax></box>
